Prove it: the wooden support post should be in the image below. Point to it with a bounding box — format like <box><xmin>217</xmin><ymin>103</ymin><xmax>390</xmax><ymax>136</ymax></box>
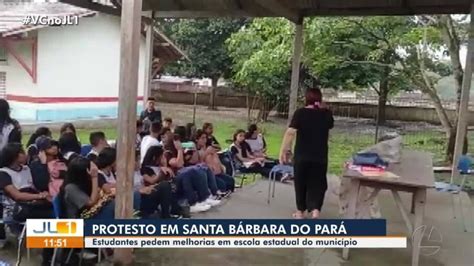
<box><xmin>143</xmin><ymin>11</ymin><xmax>154</xmax><ymax>110</ymax></box>
<box><xmin>288</xmin><ymin>19</ymin><xmax>304</xmax><ymax>123</ymax></box>
<box><xmin>114</xmin><ymin>0</ymin><xmax>143</xmax><ymax>264</ymax></box>
<box><xmin>451</xmin><ymin>3</ymin><xmax>474</xmax><ymax>184</ymax></box>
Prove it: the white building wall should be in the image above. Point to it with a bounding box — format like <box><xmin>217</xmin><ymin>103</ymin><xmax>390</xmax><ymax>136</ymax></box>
<box><xmin>37</xmin><ymin>13</ymin><xmax>146</xmax><ymax>98</ymax></box>
<box><xmin>5</xmin><ymin>13</ymin><xmax>147</xmax><ymax>121</ymax></box>
<box><xmin>0</xmin><ymin>39</ymin><xmax>38</xmax><ymax>97</ymax></box>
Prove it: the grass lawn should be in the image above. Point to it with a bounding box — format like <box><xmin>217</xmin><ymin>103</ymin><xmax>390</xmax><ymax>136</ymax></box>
<box><xmin>24</xmin><ymin>120</ymin><xmax>472</xmax><ymax>190</ymax></box>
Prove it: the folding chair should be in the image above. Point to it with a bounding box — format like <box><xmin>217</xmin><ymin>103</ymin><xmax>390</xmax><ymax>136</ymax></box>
<box><xmin>50</xmin><ymin>196</ymin><xmax>104</xmax><ymax>266</ymax></box>
<box><xmin>452</xmin><ymin>156</ymin><xmax>474</xmax><ymax>232</ymax></box>
<box><xmin>219</xmin><ymin>150</ymin><xmax>247</xmax><ymax>188</ymax></box>
<box><xmin>267</xmin><ymin>164</ymin><xmax>294</xmax><ymax>204</ymax></box>
<box><xmin>80</xmin><ymin>145</ymin><xmax>92</xmax><ymax>157</ymax></box>
<box><xmin>0</xmin><ymin>192</ymin><xmax>29</xmax><ymax>266</ymax></box>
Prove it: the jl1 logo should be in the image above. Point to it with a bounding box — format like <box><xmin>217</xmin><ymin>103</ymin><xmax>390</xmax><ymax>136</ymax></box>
<box><xmin>33</xmin><ymin>221</ymin><xmax>76</xmax><ymax>234</ymax></box>
<box><xmin>27</xmin><ymin>219</ymin><xmax>83</xmax><ymax>237</ymax></box>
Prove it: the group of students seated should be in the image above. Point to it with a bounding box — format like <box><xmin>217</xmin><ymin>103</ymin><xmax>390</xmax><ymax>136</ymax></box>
<box><xmin>0</xmin><ymin>97</ymin><xmax>289</xmax><ymax>264</ymax></box>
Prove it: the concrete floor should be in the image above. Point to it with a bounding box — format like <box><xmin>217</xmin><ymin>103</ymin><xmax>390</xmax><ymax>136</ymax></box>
<box><xmin>1</xmin><ymin>176</ymin><xmax>473</xmax><ymax>266</ymax></box>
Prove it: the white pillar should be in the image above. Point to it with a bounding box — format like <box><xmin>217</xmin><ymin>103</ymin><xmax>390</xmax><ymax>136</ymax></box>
<box><xmin>114</xmin><ymin>0</ymin><xmax>142</xmax><ymax>264</ymax></box>
<box><xmin>143</xmin><ymin>12</ymin><xmax>154</xmax><ymax>109</ymax></box>
<box><xmin>451</xmin><ymin>4</ymin><xmax>474</xmax><ymax>183</ymax></box>
<box><xmin>288</xmin><ymin>19</ymin><xmax>304</xmax><ymax>122</ymax></box>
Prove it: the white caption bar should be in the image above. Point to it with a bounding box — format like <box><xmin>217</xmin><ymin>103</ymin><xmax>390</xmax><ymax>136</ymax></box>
<box><xmin>85</xmin><ymin>236</ymin><xmax>406</xmax><ymax>248</ymax></box>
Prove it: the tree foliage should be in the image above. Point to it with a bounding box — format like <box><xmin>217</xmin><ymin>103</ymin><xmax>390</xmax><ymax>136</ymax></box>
<box><xmin>158</xmin><ymin>18</ymin><xmax>248</xmax><ymax>82</ymax></box>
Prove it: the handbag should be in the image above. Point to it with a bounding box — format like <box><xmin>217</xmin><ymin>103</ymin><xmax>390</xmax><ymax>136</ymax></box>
<box><xmin>352</xmin><ymin>152</ymin><xmax>388</xmax><ymax>168</ymax></box>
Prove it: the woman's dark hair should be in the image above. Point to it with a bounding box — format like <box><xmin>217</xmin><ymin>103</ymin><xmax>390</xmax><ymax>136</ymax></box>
<box><xmin>193</xmin><ymin>129</ymin><xmax>207</xmax><ymax>142</ymax></box>
<box><xmin>305</xmin><ymin>87</ymin><xmax>323</xmax><ymax>106</ymax></box>
<box><xmin>26</xmin><ymin>127</ymin><xmax>52</xmax><ymax>147</ymax></box>
<box><xmin>0</xmin><ymin>99</ymin><xmax>13</xmax><ymax>125</ymax></box>
<box><xmin>246</xmin><ymin>124</ymin><xmax>258</xmax><ymax>138</ymax></box>
<box><xmin>60</xmin><ymin>123</ymin><xmax>77</xmax><ymax>135</ymax></box>
<box><xmin>174</xmin><ymin>126</ymin><xmax>187</xmax><ymax>142</ymax></box>
<box><xmin>0</xmin><ymin>143</ymin><xmax>24</xmax><ymax>168</ymax></box>
<box><xmin>96</xmin><ymin>147</ymin><xmax>116</xmax><ymax>169</ymax></box>
<box><xmin>59</xmin><ymin>132</ymin><xmax>81</xmax><ymax>154</ymax></box>
<box><xmin>202</xmin><ymin>122</ymin><xmax>213</xmax><ymax>132</ymax></box>
<box><xmin>185</xmin><ymin>123</ymin><xmax>196</xmax><ymax>141</ymax></box>
<box><xmin>158</xmin><ymin>127</ymin><xmax>171</xmax><ymax>141</ymax></box>
<box><xmin>233</xmin><ymin>129</ymin><xmax>246</xmax><ymax>142</ymax></box>
<box><xmin>58</xmin><ymin>156</ymin><xmax>92</xmax><ymax>217</ymax></box>
<box><xmin>142</xmin><ymin>145</ymin><xmax>164</xmax><ymax>167</ymax></box>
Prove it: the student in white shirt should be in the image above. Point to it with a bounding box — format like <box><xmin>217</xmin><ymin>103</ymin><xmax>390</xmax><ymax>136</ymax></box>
<box><xmin>140</xmin><ymin>121</ymin><xmax>162</xmax><ymax>164</ymax></box>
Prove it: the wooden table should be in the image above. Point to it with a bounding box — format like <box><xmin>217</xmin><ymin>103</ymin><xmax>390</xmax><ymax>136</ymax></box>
<box><xmin>342</xmin><ymin>150</ymin><xmax>435</xmax><ymax>266</ymax></box>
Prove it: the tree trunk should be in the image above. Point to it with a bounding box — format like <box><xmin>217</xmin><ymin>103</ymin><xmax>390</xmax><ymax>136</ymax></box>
<box><xmin>208</xmin><ymin>78</ymin><xmax>218</xmax><ymax>110</ymax></box>
<box><xmin>376</xmin><ymin>67</ymin><xmax>390</xmax><ymax>126</ymax></box>
<box><xmin>424</xmin><ymin>88</ymin><xmax>452</xmax><ymax>137</ymax></box>
<box><xmin>446</xmin><ymin>127</ymin><xmax>468</xmax><ymax>162</ymax></box>
<box><xmin>438</xmin><ymin>15</ymin><xmax>467</xmax><ymax>161</ymax></box>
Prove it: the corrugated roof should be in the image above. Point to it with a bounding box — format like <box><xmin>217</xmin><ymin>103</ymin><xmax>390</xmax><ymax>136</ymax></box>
<box><xmin>0</xmin><ymin>2</ymin><xmax>96</xmax><ymax>37</ymax></box>
<box><xmin>0</xmin><ymin>1</ymin><xmax>185</xmax><ymax>62</ymax></box>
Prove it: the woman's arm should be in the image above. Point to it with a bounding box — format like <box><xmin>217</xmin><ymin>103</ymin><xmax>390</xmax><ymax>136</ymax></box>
<box><xmin>85</xmin><ymin>168</ymin><xmax>100</xmax><ymax>207</ymax></box>
<box><xmin>279</xmin><ymin>128</ymin><xmax>297</xmax><ymax>164</ymax></box>
<box><xmin>101</xmin><ymin>183</ymin><xmax>116</xmax><ymax>194</ymax></box>
<box><xmin>143</xmin><ymin>173</ymin><xmax>159</xmax><ymax>185</ymax></box>
<box><xmin>3</xmin><ymin>185</ymin><xmax>47</xmax><ymax>202</ymax></box>
<box><xmin>169</xmin><ymin>141</ymin><xmax>185</xmax><ymax>169</ymax></box>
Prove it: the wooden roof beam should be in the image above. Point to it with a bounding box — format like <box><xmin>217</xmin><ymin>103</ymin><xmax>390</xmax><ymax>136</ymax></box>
<box><xmin>153</xmin><ymin>10</ymin><xmax>249</xmax><ymax>18</ymax></box>
<box><xmin>253</xmin><ymin>0</ymin><xmax>300</xmax><ymax>23</ymax></box>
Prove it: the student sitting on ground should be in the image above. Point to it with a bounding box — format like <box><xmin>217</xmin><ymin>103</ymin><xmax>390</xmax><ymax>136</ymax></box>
<box><xmin>194</xmin><ymin>130</ymin><xmax>235</xmax><ymax>194</ymax></box>
<box><xmin>158</xmin><ymin>127</ymin><xmax>173</xmax><ymax>144</ymax></box>
<box><xmin>167</xmin><ymin>128</ymin><xmax>224</xmax><ymax>198</ymax></box>
<box><xmin>59</xmin><ymin>157</ymin><xmax>114</xmax><ymax>219</ymax></box>
<box><xmin>162</xmin><ymin>137</ymin><xmax>220</xmax><ymax>213</ymax></box>
<box><xmin>163</xmin><ymin>117</ymin><xmax>174</xmax><ymax>132</ymax></box>
<box><xmin>95</xmin><ymin>148</ymin><xmax>141</xmax><ymax>213</ymax></box>
<box><xmin>203</xmin><ymin>122</ymin><xmax>221</xmax><ymax>150</ymax></box>
<box><xmin>140</xmin><ymin>147</ymin><xmax>182</xmax><ymax>218</ymax></box>
<box><xmin>59</xmin><ymin>132</ymin><xmax>82</xmax><ymax>155</ymax></box>
<box><xmin>0</xmin><ymin>143</ymin><xmax>53</xmax><ymax>264</ymax></box>
<box><xmin>25</xmin><ymin>127</ymin><xmax>52</xmax><ymax>163</ymax></box>
<box><xmin>60</xmin><ymin>123</ymin><xmax>78</xmax><ymax>137</ymax></box>
<box><xmin>140</xmin><ymin>121</ymin><xmax>162</xmax><ymax>164</ymax></box>
<box><xmin>87</xmin><ymin>131</ymin><xmax>109</xmax><ymax>162</ymax></box>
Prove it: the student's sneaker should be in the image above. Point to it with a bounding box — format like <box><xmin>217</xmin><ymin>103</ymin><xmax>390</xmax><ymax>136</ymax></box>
<box><xmin>190</xmin><ymin>202</ymin><xmax>211</xmax><ymax>213</ymax></box>
<box><xmin>204</xmin><ymin>196</ymin><xmax>221</xmax><ymax>207</ymax></box>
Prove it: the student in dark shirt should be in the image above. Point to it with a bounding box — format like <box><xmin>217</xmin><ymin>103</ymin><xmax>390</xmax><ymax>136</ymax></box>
<box><xmin>140</xmin><ymin>97</ymin><xmax>162</xmax><ymax>123</ymax></box>
<box><xmin>203</xmin><ymin>122</ymin><xmax>220</xmax><ymax>150</ymax></box>
<box><xmin>0</xmin><ymin>99</ymin><xmax>22</xmax><ymax>152</ymax></box>
<box><xmin>279</xmin><ymin>87</ymin><xmax>334</xmax><ymax>219</ymax></box>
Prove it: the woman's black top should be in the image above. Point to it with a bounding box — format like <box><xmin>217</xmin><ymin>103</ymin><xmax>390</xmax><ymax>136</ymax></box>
<box><xmin>289</xmin><ymin>107</ymin><xmax>334</xmax><ymax>163</ymax></box>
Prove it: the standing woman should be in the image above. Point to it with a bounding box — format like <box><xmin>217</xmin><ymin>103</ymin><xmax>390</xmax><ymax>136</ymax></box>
<box><xmin>0</xmin><ymin>99</ymin><xmax>21</xmax><ymax>151</ymax></box>
<box><xmin>279</xmin><ymin>88</ymin><xmax>334</xmax><ymax>219</ymax></box>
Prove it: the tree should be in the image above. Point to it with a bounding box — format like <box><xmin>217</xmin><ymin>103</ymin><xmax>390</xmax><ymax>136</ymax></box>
<box><xmin>305</xmin><ymin>17</ymin><xmax>415</xmax><ymax>125</ymax></box>
<box><xmin>227</xmin><ymin>18</ymin><xmax>293</xmax><ymax>121</ymax></box>
<box><xmin>159</xmin><ymin>18</ymin><xmax>248</xmax><ymax>110</ymax></box>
